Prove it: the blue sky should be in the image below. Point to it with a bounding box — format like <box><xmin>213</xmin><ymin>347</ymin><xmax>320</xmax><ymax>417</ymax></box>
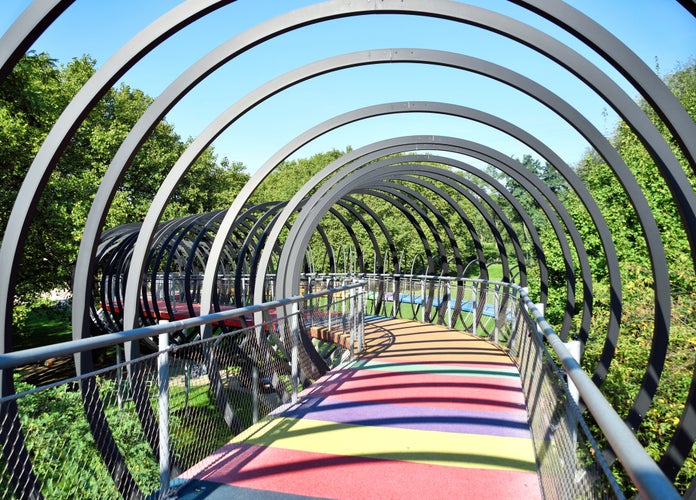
<box><xmin>2</xmin><ymin>1</ymin><xmax>695</xmax><ymax>173</ymax></box>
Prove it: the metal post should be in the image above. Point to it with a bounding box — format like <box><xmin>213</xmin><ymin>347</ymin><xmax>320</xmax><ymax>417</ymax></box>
<box><xmin>359</xmin><ymin>286</ymin><xmax>365</xmax><ymax>353</ymax></box>
<box><xmin>421</xmin><ymin>278</ymin><xmax>426</xmax><ymax>323</ymax></box>
<box><xmin>472</xmin><ymin>282</ymin><xmax>478</xmax><ymax>335</ymax></box>
<box><xmin>308</xmin><ymin>276</ymin><xmax>313</xmax><ymax>327</ymax></box>
<box><xmin>342</xmin><ymin>279</ymin><xmax>348</xmax><ymax>316</ymax></box>
<box><xmin>157</xmin><ymin>327</ymin><xmax>170</xmax><ymax>496</ymax></box>
<box><xmin>349</xmin><ymin>285</ymin><xmax>355</xmax><ymax>358</ymax></box>
<box><xmin>493</xmin><ymin>285</ymin><xmax>500</xmax><ymax>345</ymax></box>
<box><xmin>116</xmin><ymin>343</ymin><xmax>123</xmax><ymax>409</ymax></box>
<box><xmin>508</xmin><ymin>287</ymin><xmax>520</xmax><ymax>353</ymax></box>
<box><xmin>328</xmin><ymin>292</ymin><xmax>332</xmax><ymax>333</ymax></box>
<box><xmin>290</xmin><ymin>304</ymin><xmax>300</xmax><ymax>404</ymax></box>
<box><xmin>252</xmin><ymin>323</ymin><xmax>262</xmax><ymax>423</ymax></box>
<box><xmin>440</xmin><ymin>279</ymin><xmax>452</xmax><ymax>328</ymax></box>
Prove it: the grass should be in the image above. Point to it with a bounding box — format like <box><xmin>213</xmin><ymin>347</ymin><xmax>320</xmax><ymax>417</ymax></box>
<box><xmin>15</xmin><ymin>302</ymin><xmax>72</xmax><ymax>350</ymax></box>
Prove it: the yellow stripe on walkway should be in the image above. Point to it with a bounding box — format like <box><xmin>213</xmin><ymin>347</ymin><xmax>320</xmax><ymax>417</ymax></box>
<box><xmin>234</xmin><ymin>416</ymin><xmax>537</xmax><ymax>472</ymax></box>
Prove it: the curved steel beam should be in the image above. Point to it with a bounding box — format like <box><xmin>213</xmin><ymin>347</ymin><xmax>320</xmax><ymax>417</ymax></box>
<box><xmin>348</xmin><ymin>189</ymin><xmax>439</xmax><ymax>318</ymax></box>
<box><xmin>368</xmin><ymin>180</ymin><xmax>491</xmax><ymax>324</ymax></box>
<box><xmin>269</xmin><ymin>136</ymin><xmax>646</xmax><ymax>427</ymax></box>
<box><xmin>0</xmin><ymin>0</ymin><xmax>74</xmax><ymax>82</ymax></box>
<box><xmin>324</xmin><ymin>205</ymin><xmax>368</xmax><ymax>275</ymax></box>
<box><xmin>677</xmin><ymin>0</ymin><xmax>696</xmax><ymax>17</ymax></box>
<box><xmin>392</xmin><ymin>171</ymin><xmax>524</xmax><ymax>284</ymax></box>
<box><xmin>49</xmin><ymin>36</ymin><xmax>656</xmax><ymax>446</ymax></box>
<box><xmin>513</xmin><ymin>0</ymin><xmax>696</xmax><ymax>175</ymax></box>
<box><xmin>55</xmin><ymin>0</ymin><xmax>685</xmax><ymax>360</ymax></box>
<box><xmin>1</xmin><ymin>0</ymin><xmax>236</xmax><ymax>352</ymax></box>
<box><xmin>1</xmin><ymin>0</ymin><xmax>691</xmax><ymax>484</ymax></box>
<box><xmin>353</xmin><ymin>190</ymin><xmax>438</xmax><ymax>275</ymax></box>
<box><xmin>0</xmin><ymin>3</ymin><xmax>238</xmax><ymax>492</ymax></box>
<box><xmin>271</xmin><ymin>139</ymin><xmax>583</xmax><ymax>340</ymax></box>
<box><xmin>398</xmin><ymin>166</ymin><xmax>529</xmax><ymax>287</ymax></box>
<box><xmin>358</xmin><ymin>182</ymin><xmax>463</xmax><ymax>321</ymax></box>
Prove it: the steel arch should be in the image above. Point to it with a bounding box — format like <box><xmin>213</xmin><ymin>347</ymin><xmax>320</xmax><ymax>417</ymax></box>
<box><xmin>1</xmin><ymin>0</ymin><xmax>695</xmax><ymax>493</ymax></box>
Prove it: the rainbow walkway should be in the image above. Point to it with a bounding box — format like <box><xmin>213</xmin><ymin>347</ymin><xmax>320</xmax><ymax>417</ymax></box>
<box><xmin>175</xmin><ymin>318</ymin><xmax>541</xmax><ymax>499</ymax></box>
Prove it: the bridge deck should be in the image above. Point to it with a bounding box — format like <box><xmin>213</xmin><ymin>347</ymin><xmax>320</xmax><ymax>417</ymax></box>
<box><xmin>175</xmin><ymin>318</ymin><xmax>541</xmax><ymax>499</ymax></box>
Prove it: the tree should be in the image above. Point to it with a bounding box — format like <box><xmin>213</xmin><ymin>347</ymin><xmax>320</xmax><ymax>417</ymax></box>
<box><xmin>572</xmin><ymin>60</ymin><xmax>696</xmax><ymax>494</ymax></box>
<box><xmin>0</xmin><ymin>52</ymin><xmax>249</xmax><ymax>304</ymax></box>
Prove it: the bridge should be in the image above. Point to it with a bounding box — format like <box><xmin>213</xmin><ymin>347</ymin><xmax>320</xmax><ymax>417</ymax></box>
<box><xmin>1</xmin><ymin>277</ymin><xmax>631</xmax><ymax>498</ymax></box>
<box><xmin>1</xmin><ymin>1</ymin><xmax>696</xmax><ymax>499</ymax></box>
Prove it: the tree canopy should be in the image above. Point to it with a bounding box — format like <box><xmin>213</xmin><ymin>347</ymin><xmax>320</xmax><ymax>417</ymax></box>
<box><xmin>572</xmin><ymin>60</ymin><xmax>696</xmax><ymax>492</ymax></box>
<box><xmin>0</xmin><ymin>52</ymin><xmax>250</xmax><ymax>300</ymax></box>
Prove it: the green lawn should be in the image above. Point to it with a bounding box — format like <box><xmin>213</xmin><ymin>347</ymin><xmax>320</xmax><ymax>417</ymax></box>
<box><xmin>15</xmin><ymin>303</ymin><xmax>72</xmax><ymax>350</ymax></box>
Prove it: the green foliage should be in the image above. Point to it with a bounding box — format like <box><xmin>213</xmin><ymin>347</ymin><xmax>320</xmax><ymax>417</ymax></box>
<box><xmin>12</xmin><ymin>376</ymin><xmax>158</xmax><ymax>498</ymax></box>
<box><xmin>252</xmin><ymin>149</ymin><xmax>346</xmax><ymax>203</ymax></box>
<box><xmin>252</xmin><ymin>151</ymin><xmax>514</xmax><ymax>277</ymax></box>
<box><xmin>575</xmin><ymin>60</ymin><xmax>696</xmax><ymax>495</ymax></box>
<box><xmin>0</xmin><ymin>52</ymin><xmax>249</xmax><ymax>304</ymax></box>
<box><xmin>13</xmin><ymin>296</ymin><xmax>72</xmax><ymax>349</ymax></box>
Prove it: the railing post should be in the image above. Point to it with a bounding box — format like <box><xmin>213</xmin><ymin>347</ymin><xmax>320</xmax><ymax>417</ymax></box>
<box><xmin>360</xmin><ymin>286</ymin><xmax>365</xmax><ymax>352</ymax></box>
<box><xmin>327</xmin><ymin>291</ymin><xmax>332</xmax><ymax>333</ymax></box>
<box><xmin>308</xmin><ymin>276</ymin><xmax>314</xmax><ymax>327</ymax></box>
<box><xmin>493</xmin><ymin>285</ymin><xmax>500</xmax><ymax>345</ymax></box>
<box><xmin>472</xmin><ymin>281</ymin><xmax>478</xmax><ymax>335</ymax></box>
<box><xmin>157</xmin><ymin>327</ymin><xmax>170</xmax><ymax>496</ymax></box>
<box><xmin>507</xmin><ymin>286</ymin><xmax>520</xmax><ymax>353</ymax></box>
<box><xmin>356</xmin><ymin>286</ymin><xmax>362</xmax><ymax>354</ymax></box>
<box><xmin>116</xmin><ymin>343</ymin><xmax>124</xmax><ymax>409</ymax></box>
<box><xmin>421</xmin><ymin>278</ymin><xmax>426</xmax><ymax>323</ymax></box>
<box><xmin>349</xmin><ymin>285</ymin><xmax>355</xmax><ymax>358</ymax></box>
<box><xmin>290</xmin><ymin>303</ymin><xmax>300</xmax><ymax>404</ymax></box>
<box><xmin>252</xmin><ymin>323</ymin><xmax>263</xmax><ymax>423</ymax></box>
<box><xmin>447</xmin><ymin>279</ymin><xmax>452</xmax><ymax>329</ymax></box>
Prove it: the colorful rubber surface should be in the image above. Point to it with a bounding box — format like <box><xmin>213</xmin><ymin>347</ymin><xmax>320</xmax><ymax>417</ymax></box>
<box><xmin>176</xmin><ymin>318</ymin><xmax>541</xmax><ymax>499</ymax></box>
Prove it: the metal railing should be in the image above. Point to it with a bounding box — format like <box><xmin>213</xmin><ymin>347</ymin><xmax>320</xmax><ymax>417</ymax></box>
<box><xmin>363</xmin><ymin>273</ymin><xmax>507</xmax><ymax>336</ymax></box>
<box><xmin>0</xmin><ymin>282</ymin><xmax>366</xmax><ymax>499</ymax></box>
<box><xmin>363</xmin><ymin>274</ymin><xmax>679</xmax><ymax>499</ymax></box>
<box><xmin>0</xmin><ymin>274</ymin><xmax>680</xmax><ymax>499</ymax></box>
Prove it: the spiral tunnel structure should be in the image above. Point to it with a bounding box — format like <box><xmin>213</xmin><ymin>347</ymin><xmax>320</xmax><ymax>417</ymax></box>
<box><xmin>1</xmin><ymin>0</ymin><xmax>696</xmax><ymax>496</ymax></box>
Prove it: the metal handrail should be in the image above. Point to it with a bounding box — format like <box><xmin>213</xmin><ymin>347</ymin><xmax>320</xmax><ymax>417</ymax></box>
<box><xmin>0</xmin><ymin>281</ymin><xmax>366</xmax><ymax>372</ymax></box>
<box><xmin>515</xmin><ymin>285</ymin><xmax>679</xmax><ymax>500</ymax></box>
<box><xmin>363</xmin><ymin>273</ymin><xmax>680</xmax><ymax>498</ymax></box>
<box><xmin>0</xmin><ymin>276</ymin><xmax>680</xmax><ymax>498</ymax></box>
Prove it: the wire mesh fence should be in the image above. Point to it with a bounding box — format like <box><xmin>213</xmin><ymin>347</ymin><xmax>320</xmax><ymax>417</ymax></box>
<box><xmin>0</xmin><ymin>276</ymin><xmax>672</xmax><ymax>498</ymax></box>
<box><xmin>507</xmin><ymin>294</ymin><xmax>625</xmax><ymax>499</ymax></box>
<box><xmin>0</xmin><ymin>283</ymin><xmax>365</xmax><ymax>499</ymax></box>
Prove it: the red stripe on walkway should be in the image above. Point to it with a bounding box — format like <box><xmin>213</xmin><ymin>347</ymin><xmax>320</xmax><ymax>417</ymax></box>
<box><xmin>183</xmin><ymin>443</ymin><xmax>542</xmax><ymax>500</ymax></box>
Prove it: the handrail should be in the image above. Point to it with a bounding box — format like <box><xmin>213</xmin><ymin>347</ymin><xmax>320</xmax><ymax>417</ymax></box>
<box><xmin>363</xmin><ymin>273</ymin><xmax>679</xmax><ymax>498</ymax></box>
<box><xmin>516</xmin><ymin>285</ymin><xmax>680</xmax><ymax>500</ymax></box>
<box><xmin>0</xmin><ymin>281</ymin><xmax>366</xmax><ymax>372</ymax></box>
<box><xmin>0</xmin><ymin>275</ymin><xmax>680</xmax><ymax>498</ymax></box>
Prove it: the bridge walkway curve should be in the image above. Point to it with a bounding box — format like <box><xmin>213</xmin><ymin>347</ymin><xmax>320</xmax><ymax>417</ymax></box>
<box><xmin>174</xmin><ymin>318</ymin><xmax>541</xmax><ymax>499</ymax></box>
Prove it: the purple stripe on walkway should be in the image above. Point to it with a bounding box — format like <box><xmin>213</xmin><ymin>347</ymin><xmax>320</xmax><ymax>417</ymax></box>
<box><xmin>282</xmin><ymin>396</ymin><xmax>532</xmax><ymax>439</ymax></box>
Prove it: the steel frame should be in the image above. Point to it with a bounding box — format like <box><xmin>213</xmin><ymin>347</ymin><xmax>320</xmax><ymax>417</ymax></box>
<box><xmin>1</xmin><ymin>0</ymin><xmax>695</xmax><ymax>496</ymax></box>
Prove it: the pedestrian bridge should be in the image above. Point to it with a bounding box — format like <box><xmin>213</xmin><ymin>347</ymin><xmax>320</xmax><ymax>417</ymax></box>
<box><xmin>0</xmin><ymin>278</ymin><xmax>671</xmax><ymax>498</ymax></box>
<box><xmin>2</xmin><ymin>1</ymin><xmax>696</xmax><ymax>499</ymax></box>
